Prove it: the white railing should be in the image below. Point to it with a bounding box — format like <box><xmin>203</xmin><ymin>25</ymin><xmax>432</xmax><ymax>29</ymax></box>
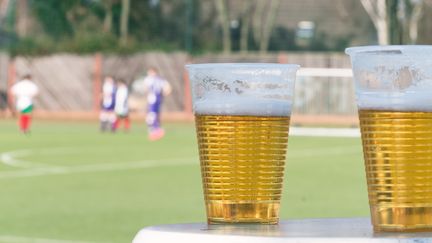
<box><xmin>294</xmin><ymin>68</ymin><xmax>356</xmax><ymax>115</ymax></box>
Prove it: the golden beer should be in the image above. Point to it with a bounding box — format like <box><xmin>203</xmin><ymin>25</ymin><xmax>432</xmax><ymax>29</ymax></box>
<box><xmin>195</xmin><ymin>114</ymin><xmax>290</xmax><ymax>224</ymax></box>
<box><xmin>359</xmin><ymin>109</ymin><xmax>432</xmax><ymax>232</ymax></box>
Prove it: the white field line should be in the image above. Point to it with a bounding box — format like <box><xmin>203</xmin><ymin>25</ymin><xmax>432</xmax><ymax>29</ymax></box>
<box><xmin>0</xmin><ymin>155</ymin><xmax>196</xmax><ymax>179</ymax></box>
<box><xmin>0</xmin><ymin>127</ymin><xmax>360</xmax><ymax>179</ymax></box>
<box><xmin>0</xmin><ymin>235</ymin><xmax>99</xmax><ymax>243</ymax></box>
<box><xmin>0</xmin><ymin>147</ymin><xmax>78</xmax><ymax>169</ymax></box>
<box><xmin>0</xmin><ymin>150</ymin><xmax>43</xmax><ymax>168</ymax></box>
<box><xmin>0</xmin><ymin>146</ymin><xmax>361</xmax><ymax>180</ymax></box>
<box><xmin>290</xmin><ymin>127</ymin><xmax>360</xmax><ymax>137</ymax></box>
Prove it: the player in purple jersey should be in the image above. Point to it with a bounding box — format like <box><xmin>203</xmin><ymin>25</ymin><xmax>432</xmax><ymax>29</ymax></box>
<box><xmin>141</xmin><ymin>67</ymin><xmax>172</xmax><ymax>140</ymax></box>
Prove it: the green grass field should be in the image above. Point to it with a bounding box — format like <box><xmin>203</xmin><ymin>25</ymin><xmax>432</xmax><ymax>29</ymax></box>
<box><xmin>0</xmin><ymin>119</ymin><xmax>369</xmax><ymax>243</ymax></box>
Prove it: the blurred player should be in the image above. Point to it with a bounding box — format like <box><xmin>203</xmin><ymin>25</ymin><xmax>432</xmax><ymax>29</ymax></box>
<box><xmin>100</xmin><ymin>76</ymin><xmax>116</xmax><ymax>132</ymax></box>
<box><xmin>10</xmin><ymin>74</ymin><xmax>39</xmax><ymax>133</ymax></box>
<box><xmin>113</xmin><ymin>79</ymin><xmax>130</xmax><ymax>132</ymax></box>
<box><xmin>139</xmin><ymin>67</ymin><xmax>172</xmax><ymax>141</ymax></box>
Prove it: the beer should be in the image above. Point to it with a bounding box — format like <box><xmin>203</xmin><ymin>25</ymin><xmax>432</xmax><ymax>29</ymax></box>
<box><xmin>195</xmin><ymin>114</ymin><xmax>290</xmax><ymax>224</ymax></box>
<box><xmin>359</xmin><ymin>109</ymin><xmax>432</xmax><ymax>232</ymax></box>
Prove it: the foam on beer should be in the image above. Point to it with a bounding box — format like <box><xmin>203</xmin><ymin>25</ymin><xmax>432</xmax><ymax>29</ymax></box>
<box><xmin>188</xmin><ymin>63</ymin><xmax>299</xmax><ymax>116</ymax></box>
<box><xmin>353</xmin><ymin>66</ymin><xmax>432</xmax><ymax>111</ymax></box>
<box><xmin>356</xmin><ymin>87</ymin><xmax>432</xmax><ymax>111</ymax></box>
<box><xmin>347</xmin><ymin>45</ymin><xmax>432</xmax><ymax>111</ymax></box>
<box><xmin>194</xmin><ymin>97</ymin><xmax>292</xmax><ymax>116</ymax></box>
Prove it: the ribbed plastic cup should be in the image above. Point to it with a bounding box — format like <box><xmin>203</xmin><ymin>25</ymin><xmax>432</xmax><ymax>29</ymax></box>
<box><xmin>186</xmin><ymin>63</ymin><xmax>299</xmax><ymax>224</ymax></box>
<box><xmin>346</xmin><ymin>45</ymin><xmax>432</xmax><ymax>232</ymax></box>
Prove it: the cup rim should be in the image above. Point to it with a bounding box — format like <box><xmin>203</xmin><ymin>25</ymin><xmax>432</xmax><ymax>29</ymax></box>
<box><xmin>185</xmin><ymin>63</ymin><xmax>300</xmax><ymax>70</ymax></box>
<box><xmin>345</xmin><ymin>45</ymin><xmax>432</xmax><ymax>55</ymax></box>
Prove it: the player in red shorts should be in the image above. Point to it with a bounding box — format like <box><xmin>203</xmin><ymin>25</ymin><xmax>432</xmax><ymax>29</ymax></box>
<box><xmin>10</xmin><ymin>74</ymin><xmax>39</xmax><ymax>133</ymax></box>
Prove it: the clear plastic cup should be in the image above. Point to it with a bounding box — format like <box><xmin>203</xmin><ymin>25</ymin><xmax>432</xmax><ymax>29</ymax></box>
<box><xmin>186</xmin><ymin>63</ymin><xmax>299</xmax><ymax>224</ymax></box>
<box><xmin>346</xmin><ymin>45</ymin><xmax>432</xmax><ymax>232</ymax></box>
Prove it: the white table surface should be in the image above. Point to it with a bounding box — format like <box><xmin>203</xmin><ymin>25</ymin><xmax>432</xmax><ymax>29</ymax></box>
<box><xmin>132</xmin><ymin>218</ymin><xmax>432</xmax><ymax>243</ymax></box>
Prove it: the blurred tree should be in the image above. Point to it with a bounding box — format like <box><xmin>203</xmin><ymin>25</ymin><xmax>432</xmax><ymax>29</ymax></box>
<box><xmin>360</xmin><ymin>0</ymin><xmax>389</xmax><ymax>44</ymax></box>
<box><xmin>397</xmin><ymin>0</ymin><xmax>424</xmax><ymax>44</ymax></box>
<box><xmin>0</xmin><ymin>0</ymin><xmax>9</xmax><ymax>27</ymax></box>
<box><xmin>64</xmin><ymin>1</ymin><xmax>103</xmax><ymax>33</ymax></box>
<box><xmin>215</xmin><ymin>0</ymin><xmax>231</xmax><ymax>53</ymax></box>
<box><xmin>418</xmin><ymin>0</ymin><xmax>432</xmax><ymax>43</ymax></box>
<box><xmin>259</xmin><ymin>0</ymin><xmax>280</xmax><ymax>53</ymax></box>
<box><xmin>128</xmin><ymin>0</ymin><xmax>168</xmax><ymax>43</ymax></box>
<box><xmin>361</xmin><ymin>0</ymin><xmax>425</xmax><ymax>45</ymax></box>
<box><xmin>408</xmin><ymin>0</ymin><xmax>424</xmax><ymax>43</ymax></box>
<box><xmin>335</xmin><ymin>0</ymin><xmax>375</xmax><ymax>46</ymax></box>
<box><xmin>11</xmin><ymin>0</ymin><xmax>430</xmax><ymax>54</ymax></box>
<box><xmin>268</xmin><ymin>27</ymin><xmax>296</xmax><ymax>51</ymax></box>
<box><xmin>388</xmin><ymin>0</ymin><xmax>402</xmax><ymax>43</ymax></box>
<box><xmin>103</xmin><ymin>0</ymin><xmax>115</xmax><ymax>33</ymax></box>
<box><xmin>239</xmin><ymin>0</ymin><xmax>254</xmax><ymax>53</ymax></box>
<box><xmin>213</xmin><ymin>0</ymin><xmax>281</xmax><ymax>53</ymax></box>
<box><xmin>120</xmin><ymin>0</ymin><xmax>129</xmax><ymax>45</ymax></box>
<box><xmin>249</xmin><ymin>0</ymin><xmax>281</xmax><ymax>53</ymax></box>
<box><xmin>184</xmin><ymin>0</ymin><xmax>193</xmax><ymax>52</ymax></box>
<box><xmin>15</xmin><ymin>0</ymin><xmax>29</xmax><ymax>37</ymax></box>
<box><xmin>251</xmin><ymin>0</ymin><xmax>264</xmax><ymax>47</ymax></box>
<box><xmin>31</xmin><ymin>0</ymin><xmax>76</xmax><ymax>38</ymax></box>
<box><xmin>189</xmin><ymin>0</ymin><xmax>218</xmax><ymax>52</ymax></box>
<box><xmin>3</xmin><ymin>0</ymin><xmax>17</xmax><ymax>35</ymax></box>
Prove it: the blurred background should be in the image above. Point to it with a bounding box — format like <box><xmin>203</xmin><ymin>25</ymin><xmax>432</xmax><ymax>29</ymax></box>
<box><xmin>0</xmin><ymin>0</ymin><xmax>430</xmax><ymax>243</ymax></box>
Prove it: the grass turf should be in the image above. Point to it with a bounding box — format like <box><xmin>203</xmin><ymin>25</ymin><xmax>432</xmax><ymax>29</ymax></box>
<box><xmin>0</xmin><ymin>119</ymin><xmax>368</xmax><ymax>243</ymax></box>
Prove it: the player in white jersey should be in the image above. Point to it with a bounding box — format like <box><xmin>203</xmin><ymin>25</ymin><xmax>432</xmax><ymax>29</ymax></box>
<box><xmin>10</xmin><ymin>74</ymin><xmax>39</xmax><ymax>133</ymax></box>
<box><xmin>113</xmin><ymin>79</ymin><xmax>130</xmax><ymax>132</ymax></box>
<box><xmin>100</xmin><ymin>76</ymin><xmax>116</xmax><ymax>132</ymax></box>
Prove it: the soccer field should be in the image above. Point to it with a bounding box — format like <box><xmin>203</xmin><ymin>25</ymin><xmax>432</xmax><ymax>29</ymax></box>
<box><xmin>0</xmin><ymin>120</ymin><xmax>369</xmax><ymax>243</ymax></box>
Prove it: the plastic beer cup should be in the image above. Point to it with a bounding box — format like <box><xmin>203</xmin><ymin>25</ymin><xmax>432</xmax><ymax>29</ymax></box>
<box><xmin>347</xmin><ymin>45</ymin><xmax>432</xmax><ymax>232</ymax></box>
<box><xmin>186</xmin><ymin>63</ymin><xmax>299</xmax><ymax>224</ymax></box>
